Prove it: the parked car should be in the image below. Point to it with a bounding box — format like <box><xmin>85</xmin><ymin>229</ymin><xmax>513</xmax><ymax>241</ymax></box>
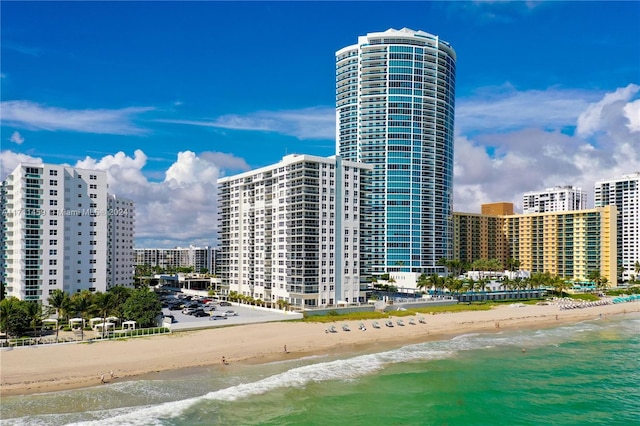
<box><xmin>193</xmin><ymin>309</ymin><xmax>208</xmax><ymax>318</ymax></box>
<box><xmin>168</xmin><ymin>303</ymin><xmax>182</xmax><ymax>311</ymax></box>
<box><xmin>209</xmin><ymin>313</ymin><xmax>227</xmax><ymax>320</ymax></box>
<box><xmin>182</xmin><ymin>307</ymin><xmax>197</xmax><ymax>315</ymax></box>
<box><xmin>224</xmin><ymin>310</ymin><xmax>238</xmax><ymax>316</ymax></box>
<box><xmin>219</xmin><ymin>301</ymin><xmax>232</xmax><ymax>307</ymax></box>
<box><xmin>163</xmin><ymin>314</ymin><xmax>176</xmax><ymax>323</ymax></box>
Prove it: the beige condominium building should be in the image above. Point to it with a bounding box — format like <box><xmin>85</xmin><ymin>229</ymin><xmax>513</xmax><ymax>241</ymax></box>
<box><xmin>454</xmin><ymin>204</ymin><xmax>617</xmax><ymax>286</ymax></box>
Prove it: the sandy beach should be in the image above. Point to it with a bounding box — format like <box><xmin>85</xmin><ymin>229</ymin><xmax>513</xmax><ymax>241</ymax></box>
<box><xmin>1</xmin><ymin>301</ymin><xmax>638</xmax><ymax>397</ymax></box>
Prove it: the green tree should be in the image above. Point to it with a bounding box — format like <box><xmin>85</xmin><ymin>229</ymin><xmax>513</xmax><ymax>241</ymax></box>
<box><xmin>416</xmin><ymin>273</ymin><xmax>429</xmax><ymax>292</ymax></box>
<box><xmin>437</xmin><ymin>258</ymin><xmax>451</xmax><ymax>276</ymax></box>
<box><xmin>47</xmin><ymin>289</ymin><xmax>69</xmax><ymax>342</ymax></box>
<box><xmin>108</xmin><ymin>285</ymin><xmax>133</xmax><ymax>324</ymax></box>
<box><xmin>122</xmin><ymin>287</ymin><xmax>162</xmax><ymax>328</ymax></box>
<box><xmin>25</xmin><ymin>301</ymin><xmax>48</xmax><ymax>338</ymax></box>
<box><xmin>71</xmin><ymin>290</ymin><xmax>94</xmax><ymax>341</ymax></box>
<box><xmin>506</xmin><ymin>258</ymin><xmax>521</xmax><ymax>272</ymax></box>
<box><xmin>276</xmin><ymin>299</ymin><xmax>291</xmax><ymax>311</ymax></box>
<box><xmin>94</xmin><ymin>292</ymin><xmax>116</xmax><ymax>338</ymax></box>
<box><xmin>0</xmin><ymin>297</ymin><xmax>30</xmax><ymax>338</ymax></box>
<box><xmin>587</xmin><ymin>270</ymin><xmax>602</xmax><ymax>291</ymax></box>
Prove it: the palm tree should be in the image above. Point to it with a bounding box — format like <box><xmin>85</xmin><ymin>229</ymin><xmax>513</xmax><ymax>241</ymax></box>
<box><xmin>71</xmin><ymin>291</ymin><xmax>94</xmax><ymax>341</ymax></box>
<box><xmin>47</xmin><ymin>289</ymin><xmax>68</xmax><ymax>342</ymax></box>
<box><xmin>587</xmin><ymin>270</ymin><xmax>602</xmax><ymax>292</ymax></box>
<box><xmin>25</xmin><ymin>301</ymin><xmax>47</xmax><ymax>338</ymax></box>
<box><xmin>108</xmin><ymin>285</ymin><xmax>131</xmax><ymax>324</ymax></box>
<box><xmin>416</xmin><ymin>273</ymin><xmax>429</xmax><ymax>292</ymax></box>
<box><xmin>437</xmin><ymin>258</ymin><xmax>451</xmax><ymax>276</ymax></box>
<box><xmin>506</xmin><ymin>258</ymin><xmax>521</xmax><ymax>273</ymax></box>
<box><xmin>94</xmin><ymin>292</ymin><xmax>116</xmax><ymax>338</ymax></box>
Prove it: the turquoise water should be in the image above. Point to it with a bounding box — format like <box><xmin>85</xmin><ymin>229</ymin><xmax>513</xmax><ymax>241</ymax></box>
<box><xmin>2</xmin><ymin>314</ymin><xmax>639</xmax><ymax>426</ymax></box>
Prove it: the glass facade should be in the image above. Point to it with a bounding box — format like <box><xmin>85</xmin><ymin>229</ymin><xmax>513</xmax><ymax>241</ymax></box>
<box><xmin>336</xmin><ymin>28</ymin><xmax>456</xmax><ymax>275</ymax></box>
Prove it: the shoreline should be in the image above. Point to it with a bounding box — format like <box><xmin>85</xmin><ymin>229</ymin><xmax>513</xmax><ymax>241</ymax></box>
<box><xmin>1</xmin><ymin>301</ymin><xmax>638</xmax><ymax>397</ymax></box>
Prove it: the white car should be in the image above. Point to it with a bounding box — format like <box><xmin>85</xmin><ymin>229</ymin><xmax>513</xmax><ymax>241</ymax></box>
<box><xmin>225</xmin><ymin>310</ymin><xmax>238</xmax><ymax>316</ymax></box>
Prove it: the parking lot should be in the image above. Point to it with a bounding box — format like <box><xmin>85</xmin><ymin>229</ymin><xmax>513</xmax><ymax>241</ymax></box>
<box><xmin>161</xmin><ymin>297</ymin><xmax>301</xmax><ymax>331</ymax></box>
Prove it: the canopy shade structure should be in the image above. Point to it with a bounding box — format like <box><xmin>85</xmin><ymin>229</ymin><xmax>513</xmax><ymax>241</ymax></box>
<box><xmin>94</xmin><ymin>322</ymin><xmax>115</xmax><ymax>331</ymax></box>
<box><xmin>89</xmin><ymin>318</ymin><xmax>103</xmax><ymax>328</ymax></box>
<box><xmin>69</xmin><ymin>318</ymin><xmax>85</xmax><ymax>327</ymax></box>
<box><xmin>122</xmin><ymin>320</ymin><xmax>137</xmax><ymax>330</ymax></box>
<box><xmin>42</xmin><ymin>319</ymin><xmax>58</xmax><ymax>328</ymax></box>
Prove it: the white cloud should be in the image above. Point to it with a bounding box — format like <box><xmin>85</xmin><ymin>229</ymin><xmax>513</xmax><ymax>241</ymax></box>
<box><xmin>199</xmin><ymin>152</ymin><xmax>251</xmax><ymax>174</ymax></box>
<box><xmin>157</xmin><ymin>106</ymin><xmax>335</xmax><ymax>140</ymax></box>
<box><xmin>1</xmin><ymin>149</ymin><xmax>232</xmax><ymax>246</ymax></box>
<box><xmin>72</xmin><ymin>150</ymin><xmax>225</xmax><ymax>246</ymax></box>
<box><xmin>0</xmin><ymin>151</ymin><xmax>43</xmax><ymax>180</ymax></box>
<box><xmin>9</xmin><ymin>131</ymin><xmax>24</xmax><ymax>144</ymax></box>
<box><xmin>0</xmin><ymin>100</ymin><xmax>153</xmax><ymax>135</ymax></box>
<box><xmin>576</xmin><ymin>84</ymin><xmax>640</xmax><ymax>137</ymax></box>
<box><xmin>453</xmin><ymin>84</ymin><xmax>640</xmax><ymax>213</ymax></box>
<box><xmin>456</xmin><ymin>84</ymin><xmax>598</xmax><ymax>134</ymax></box>
<box><xmin>624</xmin><ymin>99</ymin><xmax>640</xmax><ymax>133</ymax></box>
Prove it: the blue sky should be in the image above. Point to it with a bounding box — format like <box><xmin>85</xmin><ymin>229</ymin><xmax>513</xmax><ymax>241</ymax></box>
<box><xmin>2</xmin><ymin>1</ymin><xmax>639</xmax><ymax>247</ymax></box>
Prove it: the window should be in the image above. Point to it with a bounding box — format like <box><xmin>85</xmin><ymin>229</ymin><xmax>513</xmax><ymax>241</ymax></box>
<box><xmin>49</xmin><ymin>200</ymin><xmax>58</xmax><ymax>206</ymax></box>
<box><xmin>49</xmin><ymin>170</ymin><xmax>58</xmax><ymax>176</ymax></box>
<box><xmin>49</xmin><ymin>240</ymin><xmax>58</xmax><ymax>245</ymax></box>
<box><xmin>49</xmin><ymin>269</ymin><xmax>57</xmax><ymax>275</ymax></box>
<box><xmin>49</xmin><ymin>229</ymin><xmax>57</xmax><ymax>236</ymax></box>
<box><xmin>49</xmin><ymin>259</ymin><xmax>57</xmax><ymax>265</ymax></box>
<box><xmin>49</xmin><ymin>249</ymin><xmax>57</xmax><ymax>255</ymax></box>
<box><xmin>49</xmin><ymin>190</ymin><xmax>58</xmax><ymax>196</ymax></box>
<box><xmin>49</xmin><ymin>219</ymin><xmax>57</xmax><ymax>226</ymax></box>
<box><xmin>50</xmin><ymin>180</ymin><xmax>57</xmax><ymax>186</ymax></box>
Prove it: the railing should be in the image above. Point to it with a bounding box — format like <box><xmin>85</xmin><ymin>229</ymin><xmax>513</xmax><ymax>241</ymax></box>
<box><xmin>0</xmin><ymin>327</ymin><xmax>171</xmax><ymax>348</ymax></box>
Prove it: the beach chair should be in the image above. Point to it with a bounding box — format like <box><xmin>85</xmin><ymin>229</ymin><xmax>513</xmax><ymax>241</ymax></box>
<box><xmin>397</xmin><ymin>319</ymin><xmax>405</xmax><ymax>326</ymax></box>
<box><xmin>418</xmin><ymin>317</ymin><xmax>427</xmax><ymax>324</ymax></box>
<box><xmin>372</xmin><ymin>321</ymin><xmax>381</xmax><ymax>329</ymax></box>
<box><xmin>408</xmin><ymin>318</ymin><xmax>416</xmax><ymax>325</ymax></box>
<box><xmin>385</xmin><ymin>320</ymin><xmax>394</xmax><ymax>327</ymax></box>
<box><xmin>342</xmin><ymin>324</ymin><xmax>351</xmax><ymax>332</ymax></box>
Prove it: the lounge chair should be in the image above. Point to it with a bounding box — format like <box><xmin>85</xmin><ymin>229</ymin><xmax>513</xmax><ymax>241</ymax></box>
<box><xmin>372</xmin><ymin>321</ymin><xmax>381</xmax><ymax>329</ymax></box>
<box><xmin>342</xmin><ymin>324</ymin><xmax>351</xmax><ymax>332</ymax></box>
<box><xmin>418</xmin><ymin>317</ymin><xmax>427</xmax><ymax>324</ymax></box>
<box><xmin>385</xmin><ymin>320</ymin><xmax>394</xmax><ymax>327</ymax></box>
<box><xmin>408</xmin><ymin>318</ymin><xmax>416</xmax><ymax>325</ymax></box>
<box><xmin>397</xmin><ymin>319</ymin><xmax>405</xmax><ymax>326</ymax></box>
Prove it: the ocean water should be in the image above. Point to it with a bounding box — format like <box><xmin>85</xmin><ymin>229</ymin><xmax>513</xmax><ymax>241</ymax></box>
<box><xmin>2</xmin><ymin>313</ymin><xmax>639</xmax><ymax>426</ymax></box>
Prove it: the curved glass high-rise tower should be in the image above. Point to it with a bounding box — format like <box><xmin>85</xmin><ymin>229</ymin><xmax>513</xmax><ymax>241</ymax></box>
<box><xmin>336</xmin><ymin>28</ymin><xmax>456</xmax><ymax>275</ymax></box>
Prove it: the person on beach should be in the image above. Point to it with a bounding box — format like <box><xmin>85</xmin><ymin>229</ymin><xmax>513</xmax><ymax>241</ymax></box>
<box><xmin>100</xmin><ymin>374</ymin><xmax>105</xmax><ymax>384</ymax></box>
<box><xmin>284</xmin><ymin>345</ymin><xmax>288</xmax><ymax>353</ymax></box>
<box><xmin>110</xmin><ymin>370</ymin><xmax>114</xmax><ymax>379</ymax></box>
<box><xmin>222</xmin><ymin>356</ymin><xmax>228</xmax><ymax>365</ymax></box>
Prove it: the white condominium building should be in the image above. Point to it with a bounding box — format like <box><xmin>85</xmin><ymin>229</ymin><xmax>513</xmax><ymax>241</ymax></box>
<box><xmin>594</xmin><ymin>173</ymin><xmax>640</xmax><ymax>282</ymax></box>
<box><xmin>134</xmin><ymin>245</ymin><xmax>215</xmax><ymax>273</ymax></box>
<box><xmin>107</xmin><ymin>194</ymin><xmax>136</xmax><ymax>288</ymax></box>
<box><xmin>1</xmin><ymin>164</ymin><xmax>109</xmax><ymax>302</ymax></box>
<box><xmin>522</xmin><ymin>186</ymin><xmax>587</xmax><ymax>214</ymax></box>
<box><xmin>217</xmin><ymin>154</ymin><xmax>372</xmax><ymax>309</ymax></box>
